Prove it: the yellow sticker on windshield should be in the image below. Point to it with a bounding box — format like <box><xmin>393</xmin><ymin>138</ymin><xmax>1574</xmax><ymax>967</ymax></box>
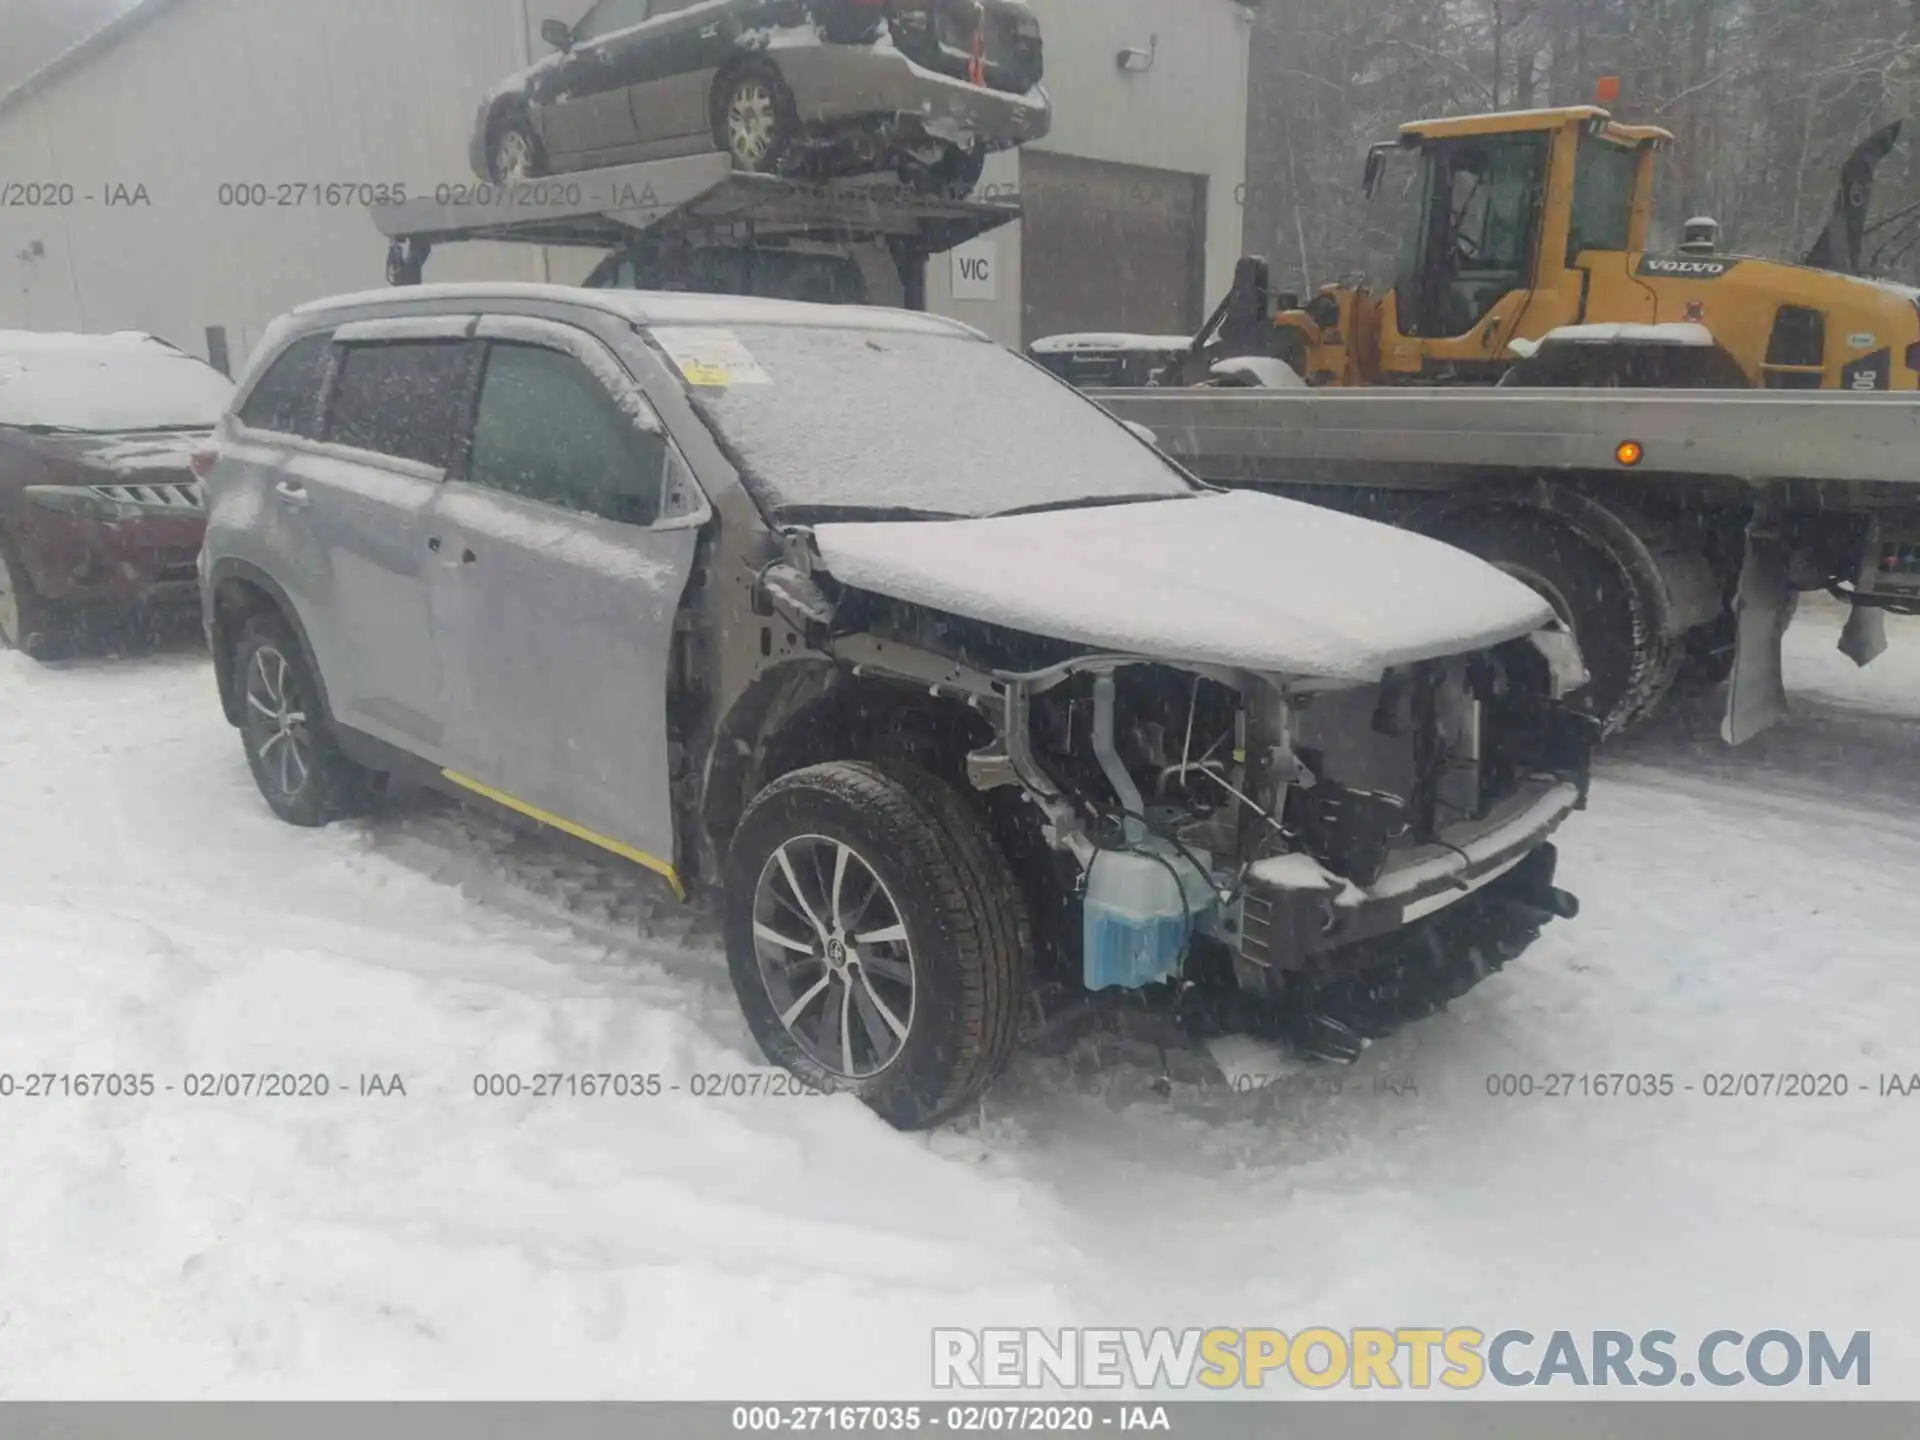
<box><xmin>650</xmin><ymin>328</ymin><xmax>772</xmax><ymax>387</ymax></box>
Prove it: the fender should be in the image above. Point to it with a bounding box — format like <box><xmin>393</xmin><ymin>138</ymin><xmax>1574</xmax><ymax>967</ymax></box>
<box><xmin>204</xmin><ymin>557</ymin><xmax>335</xmax><ymax>731</ymax></box>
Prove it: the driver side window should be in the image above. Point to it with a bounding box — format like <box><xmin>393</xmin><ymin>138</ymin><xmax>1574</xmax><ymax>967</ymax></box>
<box><xmin>467</xmin><ymin>341</ymin><xmax>668</xmax><ymax>528</ymax></box>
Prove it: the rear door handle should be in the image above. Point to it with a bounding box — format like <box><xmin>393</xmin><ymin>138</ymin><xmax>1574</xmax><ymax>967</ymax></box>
<box><xmin>274</xmin><ymin>481</ymin><xmax>309</xmax><ymax>509</ymax></box>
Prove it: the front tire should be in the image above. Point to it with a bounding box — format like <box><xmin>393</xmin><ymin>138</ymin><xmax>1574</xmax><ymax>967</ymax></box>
<box><xmin>723</xmin><ymin>761</ymin><xmax>1030</xmax><ymax>1130</ymax></box>
<box><xmin>234</xmin><ymin>614</ymin><xmax>381</xmax><ymax>827</ymax></box>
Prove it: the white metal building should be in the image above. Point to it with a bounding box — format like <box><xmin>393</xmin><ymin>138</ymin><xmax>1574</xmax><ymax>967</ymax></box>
<box><xmin>0</xmin><ymin>0</ymin><xmax>1252</xmax><ymax>366</ymax></box>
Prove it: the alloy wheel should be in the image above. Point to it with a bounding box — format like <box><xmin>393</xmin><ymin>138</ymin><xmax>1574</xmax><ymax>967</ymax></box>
<box><xmin>243</xmin><ymin>645</ymin><xmax>314</xmax><ymax>801</ymax></box>
<box><xmin>493</xmin><ymin>129</ymin><xmax>535</xmax><ymax>181</ymax></box>
<box><xmin>751</xmin><ymin>834</ymin><xmax>917</xmax><ymax>1079</ymax></box>
<box><xmin>726</xmin><ymin>81</ymin><xmax>779</xmax><ymax>167</ymax></box>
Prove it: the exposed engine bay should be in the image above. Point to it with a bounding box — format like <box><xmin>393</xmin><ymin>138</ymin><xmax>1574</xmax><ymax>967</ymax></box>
<box><xmin>761</xmin><ymin>555</ymin><xmax>1599</xmax><ymax>1060</ymax></box>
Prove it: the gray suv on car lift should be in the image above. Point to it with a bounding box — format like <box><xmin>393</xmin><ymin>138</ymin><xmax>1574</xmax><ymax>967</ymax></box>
<box><xmin>200</xmin><ymin>284</ymin><xmax>1595</xmax><ymax>1129</ymax></box>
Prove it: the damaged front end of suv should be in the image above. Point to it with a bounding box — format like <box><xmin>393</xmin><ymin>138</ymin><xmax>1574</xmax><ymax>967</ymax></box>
<box><xmin>720</xmin><ymin>496</ymin><xmax>1596</xmax><ymax>1074</ymax></box>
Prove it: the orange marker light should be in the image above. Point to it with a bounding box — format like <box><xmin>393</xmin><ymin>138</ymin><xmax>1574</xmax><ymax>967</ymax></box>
<box><xmin>1615</xmin><ymin>440</ymin><xmax>1645</xmax><ymax>467</ymax></box>
<box><xmin>1595</xmin><ymin>75</ymin><xmax>1622</xmax><ymax>105</ymax></box>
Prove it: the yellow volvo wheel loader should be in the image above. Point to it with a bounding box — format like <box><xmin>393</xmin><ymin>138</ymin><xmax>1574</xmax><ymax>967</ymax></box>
<box><xmin>1172</xmin><ymin>104</ymin><xmax>1915</xmax><ymax>391</ymax></box>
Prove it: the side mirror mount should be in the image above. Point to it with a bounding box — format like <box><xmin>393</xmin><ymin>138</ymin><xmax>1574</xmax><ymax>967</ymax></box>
<box><xmin>1361</xmin><ymin>147</ymin><xmax>1387</xmax><ymax>200</ymax></box>
<box><xmin>1122</xmin><ymin>420</ymin><xmax>1160</xmax><ymax>448</ymax></box>
<box><xmin>541</xmin><ymin>18</ymin><xmax>575</xmax><ymax>51</ymax></box>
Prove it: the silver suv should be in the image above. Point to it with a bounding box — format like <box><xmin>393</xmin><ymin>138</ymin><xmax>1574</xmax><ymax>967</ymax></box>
<box><xmin>201</xmin><ymin>284</ymin><xmax>1595</xmax><ymax>1128</ymax></box>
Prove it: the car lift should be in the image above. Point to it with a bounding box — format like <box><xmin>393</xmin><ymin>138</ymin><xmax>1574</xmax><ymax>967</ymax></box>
<box><xmin>369</xmin><ymin>151</ymin><xmax>1019</xmax><ymax>311</ymax></box>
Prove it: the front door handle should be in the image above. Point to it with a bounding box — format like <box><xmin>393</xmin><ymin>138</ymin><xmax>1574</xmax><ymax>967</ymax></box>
<box><xmin>460</xmin><ymin>547</ymin><xmax>477</xmax><ymax>565</ymax></box>
<box><xmin>427</xmin><ymin>536</ymin><xmax>442</xmax><ymax>552</ymax></box>
<box><xmin>274</xmin><ymin>480</ymin><xmax>309</xmax><ymax>509</ymax></box>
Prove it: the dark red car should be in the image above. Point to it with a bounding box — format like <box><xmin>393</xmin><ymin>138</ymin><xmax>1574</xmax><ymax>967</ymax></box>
<box><xmin>0</xmin><ymin>331</ymin><xmax>233</xmax><ymax>657</ymax></box>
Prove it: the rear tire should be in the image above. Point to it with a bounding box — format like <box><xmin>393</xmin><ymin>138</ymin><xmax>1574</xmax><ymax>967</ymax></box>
<box><xmin>1427</xmin><ymin>508</ymin><xmax>1675</xmax><ymax>737</ymax></box>
<box><xmin>234</xmin><ymin>613</ymin><xmax>382</xmax><ymax>827</ymax></box>
<box><xmin>0</xmin><ymin>531</ymin><xmax>67</xmax><ymax>660</ymax></box>
<box><xmin>723</xmin><ymin>761</ymin><xmax>1030</xmax><ymax>1130</ymax></box>
<box><xmin>713</xmin><ymin>64</ymin><xmax>798</xmax><ymax>174</ymax></box>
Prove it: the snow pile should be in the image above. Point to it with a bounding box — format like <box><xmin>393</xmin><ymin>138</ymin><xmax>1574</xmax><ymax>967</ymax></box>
<box><xmin>0</xmin><ymin>654</ymin><xmax>1080</xmax><ymax>1398</ymax></box>
<box><xmin>1510</xmin><ymin>322</ymin><xmax>1716</xmax><ymax>358</ymax></box>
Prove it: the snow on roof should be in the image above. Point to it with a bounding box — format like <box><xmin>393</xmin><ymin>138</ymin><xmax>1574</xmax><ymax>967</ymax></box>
<box><xmin>290</xmin><ymin>283</ymin><xmax>983</xmax><ymax>338</ymax></box>
<box><xmin>0</xmin><ymin>329</ymin><xmax>175</xmax><ymax>356</ymax></box>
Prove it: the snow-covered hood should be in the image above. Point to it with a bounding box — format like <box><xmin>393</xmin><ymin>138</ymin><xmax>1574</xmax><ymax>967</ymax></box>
<box><xmin>811</xmin><ymin>490</ymin><xmax>1554</xmax><ymax>681</ymax></box>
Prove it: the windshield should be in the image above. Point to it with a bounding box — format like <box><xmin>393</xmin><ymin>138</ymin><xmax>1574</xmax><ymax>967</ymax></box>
<box><xmin>0</xmin><ymin>342</ymin><xmax>234</xmax><ymax>432</ymax></box>
<box><xmin>669</xmin><ymin>323</ymin><xmax>1197</xmax><ymax>520</ymax></box>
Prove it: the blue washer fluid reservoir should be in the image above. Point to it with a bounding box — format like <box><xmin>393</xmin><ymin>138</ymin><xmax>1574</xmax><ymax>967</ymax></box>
<box><xmin>1082</xmin><ymin>844</ymin><xmax>1219</xmax><ymax>991</ymax></box>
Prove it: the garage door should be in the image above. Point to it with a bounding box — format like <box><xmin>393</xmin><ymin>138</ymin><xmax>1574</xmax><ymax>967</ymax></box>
<box><xmin>1019</xmin><ymin>152</ymin><xmax>1208</xmax><ymax>345</ymax></box>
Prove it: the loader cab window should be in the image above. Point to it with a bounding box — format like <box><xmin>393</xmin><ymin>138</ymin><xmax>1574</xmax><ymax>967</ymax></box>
<box><xmin>1398</xmin><ymin>132</ymin><xmax>1549</xmax><ymax>338</ymax></box>
<box><xmin>1569</xmin><ymin>134</ymin><xmax>1640</xmax><ymax>259</ymax></box>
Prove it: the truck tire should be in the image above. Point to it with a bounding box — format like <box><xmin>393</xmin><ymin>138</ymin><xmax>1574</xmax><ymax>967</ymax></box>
<box><xmin>723</xmin><ymin>761</ymin><xmax>1030</xmax><ymax>1130</ymax></box>
<box><xmin>234</xmin><ymin>612</ymin><xmax>383</xmax><ymax>827</ymax></box>
<box><xmin>1427</xmin><ymin>508</ymin><xmax>1677</xmax><ymax>736</ymax></box>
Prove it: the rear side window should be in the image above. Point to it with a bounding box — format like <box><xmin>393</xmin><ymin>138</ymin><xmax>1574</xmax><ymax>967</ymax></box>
<box><xmin>238</xmin><ymin>332</ymin><xmax>331</xmax><ymax>437</ymax></box>
<box><xmin>466</xmin><ymin>341</ymin><xmax>667</xmax><ymax>527</ymax></box>
<box><xmin>326</xmin><ymin>340</ymin><xmax>471</xmax><ymax>467</ymax></box>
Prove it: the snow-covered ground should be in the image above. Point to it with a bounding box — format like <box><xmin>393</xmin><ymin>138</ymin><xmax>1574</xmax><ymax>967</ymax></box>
<box><xmin>3</xmin><ymin>600</ymin><xmax>1917</xmax><ymax>1399</ymax></box>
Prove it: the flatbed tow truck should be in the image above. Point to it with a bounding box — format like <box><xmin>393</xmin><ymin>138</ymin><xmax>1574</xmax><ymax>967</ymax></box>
<box><xmin>1090</xmin><ymin>382</ymin><xmax>1920</xmax><ymax>743</ymax></box>
<box><xmin>367</xmin><ymin>152</ymin><xmax>1919</xmax><ymax>745</ymax></box>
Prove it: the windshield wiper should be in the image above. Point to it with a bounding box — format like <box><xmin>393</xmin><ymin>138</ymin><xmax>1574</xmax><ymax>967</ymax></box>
<box><xmin>777</xmin><ymin>504</ymin><xmax>968</xmax><ymax>524</ymax></box>
<box><xmin>989</xmin><ymin>492</ymin><xmax>1192</xmax><ymax>520</ymax></box>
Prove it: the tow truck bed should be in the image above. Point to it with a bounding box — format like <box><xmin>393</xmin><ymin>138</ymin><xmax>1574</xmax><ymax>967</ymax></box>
<box><xmin>1091</xmin><ymin>384</ymin><xmax>1920</xmax><ymax>743</ymax></box>
<box><xmin>1092</xmin><ymin>386</ymin><xmax>1920</xmax><ymax>503</ymax></box>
